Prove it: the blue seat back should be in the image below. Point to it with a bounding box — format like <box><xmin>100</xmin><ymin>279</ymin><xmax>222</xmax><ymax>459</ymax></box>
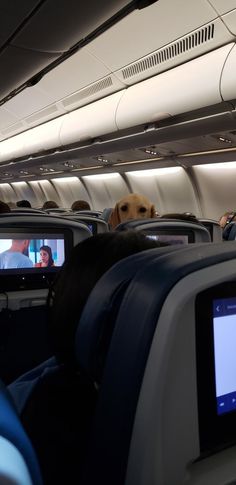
<box><xmin>81</xmin><ymin>242</ymin><xmax>236</xmax><ymax>485</ymax></box>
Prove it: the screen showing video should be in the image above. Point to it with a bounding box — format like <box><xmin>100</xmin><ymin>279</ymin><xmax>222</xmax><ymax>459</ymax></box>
<box><xmin>0</xmin><ymin>233</ymin><xmax>65</xmax><ymax>271</ymax></box>
<box><xmin>146</xmin><ymin>234</ymin><xmax>189</xmax><ymax>245</ymax></box>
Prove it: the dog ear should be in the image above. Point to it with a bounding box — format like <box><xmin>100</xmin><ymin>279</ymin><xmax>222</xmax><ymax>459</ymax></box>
<box><xmin>150</xmin><ymin>204</ymin><xmax>157</xmax><ymax>218</ymax></box>
<box><xmin>108</xmin><ymin>204</ymin><xmax>120</xmax><ymax>229</ymax></box>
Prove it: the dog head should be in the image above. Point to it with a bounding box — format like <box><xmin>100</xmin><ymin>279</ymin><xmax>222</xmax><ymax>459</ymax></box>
<box><xmin>109</xmin><ymin>193</ymin><xmax>156</xmax><ymax>229</ymax></box>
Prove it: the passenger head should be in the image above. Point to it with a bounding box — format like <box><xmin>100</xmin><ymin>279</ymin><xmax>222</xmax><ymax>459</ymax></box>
<box><xmin>109</xmin><ymin>193</ymin><xmax>157</xmax><ymax>229</ymax></box>
<box><xmin>16</xmin><ymin>199</ymin><xmax>31</xmax><ymax>208</ymax></box>
<box><xmin>0</xmin><ymin>201</ymin><xmax>10</xmax><ymax>213</ymax></box>
<box><xmin>49</xmin><ymin>231</ymin><xmax>166</xmax><ymax>366</ymax></box>
<box><xmin>42</xmin><ymin>201</ymin><xmax>59</xmax><ymax>210</ymax></box>
<box><xmin>40</xmin><ymin>245</ymin><xmax>54</xmax><ymax>267</ymax></box>
<box><xmin>219</xmin><ymin>211</ymin><xmax>236</xmax><ymax>228</ymax></box>
<box><xmin>71</xmin><ymin>200</ymin><xmax>91</xmax><ymax>211</ymax></box>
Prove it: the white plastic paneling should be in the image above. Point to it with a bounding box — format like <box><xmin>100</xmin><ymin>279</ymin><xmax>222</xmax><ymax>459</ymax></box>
<box><xmin>10</xmin><ymin>181</ymin><xmax>38</xmax><ymax>206</ymax></box>
<box><xmin>0</xmin><ymin>183</ymin><xmax>17</xmax><ymax>202</ymax></box>
<box><xmin>193</xmin><ymin>162</ymin><xmax>236</xmax><ymax>219</ymax></box>
<box><xmin>221</xmin><ymin>10</ymin><xmax>236</xmax><ymax>36</ymax></box>
<box><xmin>221</xmin><ymin>43</ymin><xmax>236</xmax><ymax>100</ymax></box>
<box><xmin>51</xmin><ymin>177</ymin><xmax>90</xmax><ymax>208</ymax></box>
<box><xmin>29</xmin><ymin>180</ymin><xmax>59</xmax><ymax>207</ymax></box>
<box><xmin>87</xmin><ymin>0</ymin><xmax>217</xmax><ymax>71</ymax></box>
<box><xmin>116</xmin><ymin>44</ymin><xmax>233</xmax><ymax>130</ymax></box>
<box><xmin>82</xmin><ymin>173</ymin><xmax>129</xmax><ymax>210</ymax></box>
<box><xmin>60</xmin><ymin>90</ymin><xmax>124</xmax><ymax>145</ymax></box>
<box><xmin>38</xmin><ymin>49</ymin><xmax>111</xmax><ymax>102</ymax></box>
<box><xmin>0</xmin><ymin>117</ymin><xmax>61</xmax><ymax>162</ymax></box>
<box><xmin>126</xmin><ymin>168</ymin><xmax>201</xmax><ymax>216</ymax></box>
<box><xmin>207</xmin><ymin>0</ymin><xmax>236</xmax><ymax>14</ymax></box>
<box><xmin>0</xmin><ymin>107</ymin><xmax>19</xmax><ymax>130</ymax></box>
<box><xmin>4</xmin><ymin>85</ymin><xmax>57</xmax><ymax>119</ymax></box>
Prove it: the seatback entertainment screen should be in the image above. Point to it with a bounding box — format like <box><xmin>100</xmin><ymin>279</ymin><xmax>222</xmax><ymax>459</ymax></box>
<box><xmin>0</xmin><ymin>233</ymin><xmax>65</xmax><ymax>272</ymax></box>
<box><xmin>146</xmin><ymin>234</ymin><xmax>190</xmax><ymax>245</ymax></box>
<box><xmin>213</xmin><ymin>297</ymin><xmax>236</xmax><ymax>415</ymax></box>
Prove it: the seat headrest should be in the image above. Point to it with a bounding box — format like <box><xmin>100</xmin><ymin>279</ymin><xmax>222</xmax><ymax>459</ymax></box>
<box><xmin>75</xmin><ymin>246</ymin><xmax>180</xmax><ymax>383</ymax></box>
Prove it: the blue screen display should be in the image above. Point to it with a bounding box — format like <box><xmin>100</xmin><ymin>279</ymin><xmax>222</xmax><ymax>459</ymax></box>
<box><xmin>213</xmin><ymin>298</ymin><xmax>236</xmax><ymax>415</ymax></box>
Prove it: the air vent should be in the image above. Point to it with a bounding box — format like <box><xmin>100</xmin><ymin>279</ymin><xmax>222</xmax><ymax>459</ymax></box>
<box><xmin>122</xmin><ymin>23</ymin><xmax>215</xmax><ymax>80</ymax></box>
<box><xmin>25</xmin><ymin>105</ymin><xmax>58</xmax><ymax>125</ymax></box>
<box><xmin>63</xmin><ymin>76</ymin><xmax>113</xmax><ymax>108</ymax></box>
<box><xmin>1</xmin><ymin>121</ymin><xmax>24</xmax><ymax>136</ymax></box>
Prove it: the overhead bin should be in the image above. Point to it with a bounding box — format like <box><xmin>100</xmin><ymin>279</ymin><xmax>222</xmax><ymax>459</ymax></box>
<box><xmin>0</xmin><ymin>43</ymin><xmax>235</xmax><ymax>163</ymax></box>
<box><xmin>221</xmin><ymin>43</ymin><xmax>236</xmax><ymax>100</ymax></box>
<box><xmin>116</xmin><ymin>43</ymin><xmax>234</xmax><ymax>130</ymax></box>
<box><xmin>0</xmin><ymin>117</ymin><xmax>62</xmax><ymax>163</ymax></box>
<box><xmin>59</xmin><ymin>91</ymin><xmax>125</xmax><ymax>145</ymax></box>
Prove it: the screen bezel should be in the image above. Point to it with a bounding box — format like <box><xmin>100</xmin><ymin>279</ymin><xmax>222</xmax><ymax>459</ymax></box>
<box><xmin>0</xmin><ymin>227</ymin><xmax>73</xmax><ymax>290</ymax></box>
<box><xmin>144</xmin><ymin>228</ymin><xmax>194</xmax><ymax>244</ymax></box>
<box><xmin>195</xmin><ymin>281</ymin><xmax>236</xmax><ymax>455</ymax></box>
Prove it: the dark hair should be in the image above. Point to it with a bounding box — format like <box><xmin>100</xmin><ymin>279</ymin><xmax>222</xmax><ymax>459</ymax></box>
<box><xmin>42</xmin><ymin>201</ymin><xmax>59</xmax><ymax>210</ymax></box>
<box><xmin>0</xmin><ymin>201</ymin><xmax>10</xmax><ymax>213</ymax></box>
<box><xmin>49</xmin><ymin>231</ymin><xmax>166</xmax><ymax>366</ymax></box>
<box><xmin>16</xmin><ymin>200</ymin><xmax>31</xmax><ymax>208</ymax></box>
<box><xmin>40</xmin><ymin>245</ymin><xmax>54</xmax><ymax>267</ymax></box>
<box><xmin>71</xmin><ymin>200</ymin><xmax>91</xmax><ymax>211</ymax></box>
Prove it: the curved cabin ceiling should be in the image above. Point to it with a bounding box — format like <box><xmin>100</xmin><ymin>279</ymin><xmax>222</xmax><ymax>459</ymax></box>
<box><xmin>0</xmin><ymin>0</ymin><xmax>147</xmax><ymax>104</ymax></box>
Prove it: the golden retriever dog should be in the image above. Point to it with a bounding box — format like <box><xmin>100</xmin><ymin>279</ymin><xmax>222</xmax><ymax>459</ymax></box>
<box><xmin>109</xmin><ymin>193</ymin><xmax>157</xmax><ymax>229</ymax></box>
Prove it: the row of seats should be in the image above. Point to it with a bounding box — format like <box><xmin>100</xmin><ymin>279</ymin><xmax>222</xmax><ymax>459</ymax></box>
<box><xmin>4</xmin><ymin>240</ymin><xmax>236</xmax><ymax>484</ymax></box>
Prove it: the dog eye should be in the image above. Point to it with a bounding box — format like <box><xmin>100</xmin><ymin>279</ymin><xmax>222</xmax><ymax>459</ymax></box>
<box><xmin>120</xmin><ymin>205</ymin><xmax>128</xmax><ymax>212</ymax></box>
<box><xmin>139</xmin><ymin>207</ymin><xmax>147</xmax><ymax>213</ymax></box>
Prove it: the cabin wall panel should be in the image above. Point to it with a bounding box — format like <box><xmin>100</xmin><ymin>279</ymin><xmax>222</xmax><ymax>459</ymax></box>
<box><xmin>29</xmin><ymin>180</ymin><xmax>60</xmax><ymax>207</ymax></box>
<box><xmin>126</xmin><ymin>168</ymin><xmax>201</xmax><ymax>216</ymax></box>
<box><xmin>82</xmin><ymin>174</ymin><xmax>129</xmax><ymax>210</ymax></box>
<box><xmin>0</xmin><ymin>183</ymin><xmax>17</xmax><ymax>203</ymax></box>
<box><xmin>51</xmin><ymin>177</ymin><xmax>90</xmax><ymax>208</ymax></box>
<box><xmin>193</xmin><ymin>163</ymin><xmax>236</xmax><ymax>219</ymax></box>
<box><xmin>10</xmin><ymin>182</ymin><xmax>39</xmax><ymax>206</ymax></box>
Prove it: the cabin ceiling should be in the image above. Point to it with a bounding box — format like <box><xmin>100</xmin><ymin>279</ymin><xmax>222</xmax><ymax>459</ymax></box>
<box><xmin>0</xmin><ymin>0</ymin><xmax>235</xmax><ymax>141</ymax></box>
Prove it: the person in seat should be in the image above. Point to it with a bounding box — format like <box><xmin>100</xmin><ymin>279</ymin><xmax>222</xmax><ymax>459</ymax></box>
<box><xmin>19</xmin><ymin>232</ymin><xmax>166</xmax><ymax>485</ymax></box>
<box><xmin>71</xmin><ymin>200</ymin><xmax>91</xmax><ymax>211</ymax></box>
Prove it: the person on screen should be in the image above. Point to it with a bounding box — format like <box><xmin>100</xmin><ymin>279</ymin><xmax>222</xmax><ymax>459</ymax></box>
<box><xmin>0</xmin><ymin>240</ymin><xmax>33</xmax><ymax>269</ymax></box>
<box><xmin>35</xmin><ymin>245</ymin><xmax>54</xmax><ymax>268</ymax></box>
<box><xmin>17</xmin><ymin>232</ymin><xmax>168</xmax><ymax>484</ymax></box>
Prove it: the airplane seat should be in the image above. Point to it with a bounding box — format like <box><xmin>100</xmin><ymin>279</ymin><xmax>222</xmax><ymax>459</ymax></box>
<box><xmin>9</xmin><ymin>245</ymin><xmax>180</xmax><ymax>413</ymax></box>
<box><xmin>10</xmin><ymin>209</ymin><xmax>46</xmax><ymax>215</ymax></box>
<box><xmin>223</xmin><ymin>222</ymin><xmax>236</xmax><ymax>241</ymax></box>
<box><xmin>63</xmin><ymin>214</ymin><xmax>109</xmax><ymax>234</ymax></box>
<box><xmin>0</xmin><ymin>215</ymin><xmax>91</xmax><ymax>383</ymax></box>
<box><xmin>100</xmin><ymin>208</ymin><xmax>113</xmax><ymax>223</ymax></box>
<box><xmin>0</xmin><ymin>379</ymin><xmax>42</xmax><ymax>485</ymax></box>
<box><xmin>73</xmin><ymin>210</ymin><xmax>102</xmax><ymax>218</ymax></box>
<box><xmin>81</xmin><ymin>242</ymin><xmax>236</xmax><ymax>485</ymax></box>
<box><xmin>8</xmin><ymin>245</ymin><xmax>182</xmax><ymax>484</ymax></box>
<box><xmin>114</xmin><ymin>218</ymin><xmax>211</xmax><ymax>243</ymax></box>
<box><xmin>199</xmin><ymin>218</ymin><xmax>222</xmax><ymax>242</ymax></box>
<box><xmin>75</xmin><ymin>245</ymin><xmax>182</xmax><ymax>383</ymax></box>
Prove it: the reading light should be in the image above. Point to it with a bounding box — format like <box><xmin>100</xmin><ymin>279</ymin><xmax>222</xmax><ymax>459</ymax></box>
<box><xmin>218</xmin><ymin>136</ymin><xmax>232</xmax><ymax>144</ymax></box>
